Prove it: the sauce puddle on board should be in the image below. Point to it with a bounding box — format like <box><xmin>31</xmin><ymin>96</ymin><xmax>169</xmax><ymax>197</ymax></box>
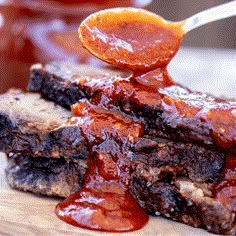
<box><xmin>56</xmin><ymin>100</ymin><xmax>149</xmax><ymax>232</ymax></box>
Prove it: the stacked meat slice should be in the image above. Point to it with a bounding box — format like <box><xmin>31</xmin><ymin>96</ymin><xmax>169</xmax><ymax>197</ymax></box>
<box><xmin>0</xmin><ymin>61</ymin><xmax>236</xmax><ymax>234</ymax></box>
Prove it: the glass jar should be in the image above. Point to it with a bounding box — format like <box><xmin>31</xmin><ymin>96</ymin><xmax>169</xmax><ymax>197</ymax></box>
<box><xmin>0</xmin><ymin>0</ymin><xmax>152</xmax><ymax>93</ymax></box>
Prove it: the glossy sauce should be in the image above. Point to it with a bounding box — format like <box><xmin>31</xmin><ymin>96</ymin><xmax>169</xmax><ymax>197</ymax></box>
<box><xmin>160</xmin><ymin>86</ymin><xmax>236</xmax><ymax>149</ymax></box>
<box><xmin>55</xmin><ymin>7</ymin><xmax>236</xmax><ymax>233</ymax></box>
<box><xmin>56</xmin><ymin>100</ymin><xmax>148</xmax><ymax>232</ymax></box>
<box><xmin>71</xmin><ymin>99</ymin><xmax>144</xmax><ymax>141</ymax></box>
<box><xmin>79</xmin><ymin>8</ymin><xmax>184</xmax><ymax>72</ymax></box>
<box><xmin>56</xmin><ymin>7</ymin><xmax>181</xmax><ymax>231</ymax></box>
<box><xmin>76</xmin><ymin>67</ymin><xmax>174</xmax><ymax>108</ymax></box>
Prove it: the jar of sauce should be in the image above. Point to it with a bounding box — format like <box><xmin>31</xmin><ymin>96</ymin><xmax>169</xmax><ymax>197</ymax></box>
<box><xmin>0</xmin><ymin>0</ymin><xmax>152</xmax><ymax>93</ymax></box>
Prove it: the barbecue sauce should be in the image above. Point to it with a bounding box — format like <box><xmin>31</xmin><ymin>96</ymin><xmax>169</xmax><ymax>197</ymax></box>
<box><xmin>56</xmin><ymin>101</ymin><xmax>149</xmax><ymax>232</ymax></box>
<box><xmin>55</xmin><ymin>7</ymin><xmax>236</xmax><ymax>233</ymax></box>
<box><xmin>55</xmin><ymin>7</ymin><xmax>182</xmax><ymax>231</ymax></box>
<box><xmin>79</xmin><ymin>8</ymin><xmax>184</xmax><ymax>72</ymax></box>
<box><xmin>160</xmin><ymin>87</ymin><xmax>236</xmax><ymax>149</ymax></box>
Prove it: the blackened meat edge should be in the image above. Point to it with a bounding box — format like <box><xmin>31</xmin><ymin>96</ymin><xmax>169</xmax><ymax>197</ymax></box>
<box><xmin>0</xmin><ymin>90</ymin><xmax>89</xmax><ymax>160</ymax></box>
<box><xmin>1</xmin><ymin>90</ymin><xmax>234</xmax><ymax>233</ymax></box>
<box><xmin>29</xmin><ymin>62</ymin><xmax>236</xmax><ymax>154</ymax></box>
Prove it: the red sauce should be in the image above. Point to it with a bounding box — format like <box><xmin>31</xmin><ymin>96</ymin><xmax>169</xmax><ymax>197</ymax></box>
<box><xmin>56</xmin><ymin>100</ymin><xmax>148</xmax><ymax>232</ymax></box>
<box><xmin>71</xmin><ymin>99</ymin><xmax>144</xmax><ymax>141</ymax></box>
<box><xmin>55</xmin><ymin>8</ymin><xmax>236</xmax><ymax>232</ymax></box>
<box><xmin>56</xmin><ymin>185</ymin><xmax>148</xmax><ymax>232</ymax></box>
<box><xmin>160</xmin><ymin>87</ymin><xmax>236</xmax><ymax>149</ymax></box>
<box><xmin>75</xmin><ymin>67</ymin><xmax>174</xmax><ymax>108</ymax></box>
<box><xmin>55</xmin><ymin>8</ymin><xmax>181</xmax><ymax>228</ymax></box>
<box><xmin>79</xmin><ymin>8</ymin><xmax>184</xmax><ymax>72</ymax></box>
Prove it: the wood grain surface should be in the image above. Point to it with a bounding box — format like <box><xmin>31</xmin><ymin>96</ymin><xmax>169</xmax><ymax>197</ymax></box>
<box><xmin>0</xmin><ymin>153</ymin><xmax>214</xmax><ymax>236</ymax></box>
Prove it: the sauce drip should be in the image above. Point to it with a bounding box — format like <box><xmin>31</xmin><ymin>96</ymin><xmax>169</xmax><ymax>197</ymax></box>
<box><xmin>56</xmin><ymin>101</ymin><xmax>148</xmax><ymax>232</ymax></box>
<box><xmin>79</xmin><ymin>7</ymin><xmax>184</xmax><ymax>72</ymax></box>
<box><xmin>76</xmin><ymin>67</ymin><xmax>174</xmax><ymax>108</ymax></box>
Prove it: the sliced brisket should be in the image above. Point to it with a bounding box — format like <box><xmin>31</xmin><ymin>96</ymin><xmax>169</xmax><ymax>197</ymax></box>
<box><xmin>0</xmin><ymin>60</ymin><xmax>235</xmax><ymax>234</ymax></box>
<box><xmin>29</xmin><ymin>62</ymin><xmax>236</xmax><ymax>153</ymax></box>
<box><xmin>0</xmin><ymin>90</ymin><xmax>224</xmax><ymax>184</ymax></box>
<box><xmin>0</xmin><ymin>90</ymin><xmax>88</xmax><ymax>160</ymax></box>
<box><xmin>5</xmin><ymin>152</ymin><xmax>235</xmax><ymax>235</ymax></box>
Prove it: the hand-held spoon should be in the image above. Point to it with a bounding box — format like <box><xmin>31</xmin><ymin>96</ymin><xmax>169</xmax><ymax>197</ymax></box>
<box><xmin>79</xmin><ymin>1</ymin><xmax>236</xmax><ymax>72</ymax></box>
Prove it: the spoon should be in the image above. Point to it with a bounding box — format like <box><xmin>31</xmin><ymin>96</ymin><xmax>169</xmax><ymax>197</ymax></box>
<box><xmin>79</xmin><ymin>1</ymin><xmax>236</xmax><ymax>72</ymax></box>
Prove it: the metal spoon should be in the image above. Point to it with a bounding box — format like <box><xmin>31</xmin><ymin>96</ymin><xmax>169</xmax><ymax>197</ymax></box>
<box><xmin>79</xmin><ymin>1</ymin><xmax>236</xmax><ymax>71</ymax></box>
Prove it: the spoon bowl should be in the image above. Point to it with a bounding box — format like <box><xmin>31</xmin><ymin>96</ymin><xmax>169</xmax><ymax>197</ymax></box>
<box><xmin>79</xmin><ymin>2</ymin><xmax>236</xmax><ymax>72</ymax></box>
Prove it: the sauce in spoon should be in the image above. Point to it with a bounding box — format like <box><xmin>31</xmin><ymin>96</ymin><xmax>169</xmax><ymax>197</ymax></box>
<box><xmin>79</xmin><ymin>8</ymin><xmax>184</xmax><ymax>72</ymax></box>
<box><xmin>79</xmin><ymin>2</ymin><xmax>236</xmax><ymax>72</ymax></box>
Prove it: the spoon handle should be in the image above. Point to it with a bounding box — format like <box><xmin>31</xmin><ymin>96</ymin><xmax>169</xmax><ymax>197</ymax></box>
<box><xmin>183</xmin><ymin>1</ymin><xmax>236</xmax><ymax>33</ymax></box>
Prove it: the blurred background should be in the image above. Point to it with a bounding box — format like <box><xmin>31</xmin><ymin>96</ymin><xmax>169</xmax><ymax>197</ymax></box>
<box><xmin>148</xmin><ymin>0</ymin><xmax>236</xmax><ymax>98</ymax></box>
<box><xmin>150</xmin><ymin>0</ymin><xmax>236</xmax><ymax>48</ymax></box>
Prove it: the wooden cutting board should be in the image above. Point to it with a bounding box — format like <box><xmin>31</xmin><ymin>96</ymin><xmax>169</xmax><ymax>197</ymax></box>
<box><xmin>0</xmin><ymin>153</ymin><xmax>214</xmax><ymax>236</ymax></box>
